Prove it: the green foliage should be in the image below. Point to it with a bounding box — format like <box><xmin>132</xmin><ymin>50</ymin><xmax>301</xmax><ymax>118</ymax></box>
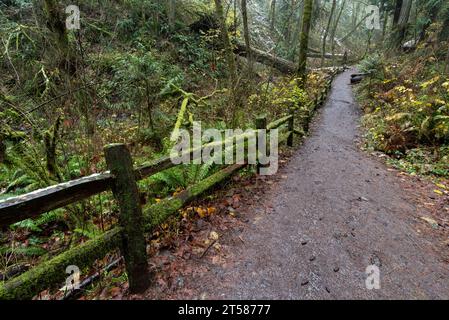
<box><xmin>97</xmin><ymin>49</ymin><xmax>184</xmax><ymax>111</ymax></box>
<box><xmin>73</xmin><ymin>222</ymin><xmax>101</xmax><ymax>240</ymax></box>
<box><xmin>2</xmin><ymin>141</ymin><xmax>52</xmax><ymax>194</ymax></box>
<box><xmin>172</xmin><ymin>33</ymin><xmax>220</xmax><ymax>77</ymax></box>
<box><xmin>358</xmin><ymin>54</ymin><xmax>384</xmax><ymax>79</ymax></box>
<box><xmin>385</xmin><ymin>146</ymin><xmax>449</xmax><ymax>177</ymax></box>
<box><xmin>11</xmin><ymin>209</ymin><xmax>65</xmax><ymax>233</ymax></box>
<box><xmin>358</xmin><ymin>50</ymin><xmax>449</xmax><ymax>177</ymax></box>
<box><xmin>0</xmin><ymin>245</ymin><xmax>46</xmax><ymax>258</ymax></box>
<box><xmin>148</xmin><ymin>161</ymin><xmax>218</xmax><ymax>195</ymax></box>
<box><xmin>247</xmin><ymin>76</ymin><xmax>309</xmax><ymax>120</ymax></box>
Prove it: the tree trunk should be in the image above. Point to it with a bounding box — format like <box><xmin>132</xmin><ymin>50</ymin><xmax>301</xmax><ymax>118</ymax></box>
<box><xmin>42</xmin><ymin>0</ymin><xmax>73</xmax><ymax>72</ymax></box>
<box><xmin>234</xmin><ymin>42</ymin><xmax>340</xmax><ymax>73</ymax></box>
<box><xmin>330</xmin><ymin>0</ymin><xmax>346</xmax><ymax>64</ymax></box>
<box><xmin>44</xmin><ymin>116</ymin><xmax>62</xmax><ymax>182</ymax></box>
<box><xmin>321</xmin><ymin>0</ymin><xmax>337</xmax><ymax>67</ymax></box>
<box><xmin>297</xmin><ymin>0</ymin><xmax>314</xmax><ymax>82</ymax></box>
<box><xmin>214</xmin><ymin>0</ymin><xmax>238</xmax><ymax>125</ymax></box>
<box><xmin>0</xmin><ymin>139</ymin><xmax>5</xmax><ymax>164</ymax></box>
<box><xmin>352</xmin><ymin>2</ymin><xmax>360</xmax><ymax>28</ymax></box>
<box><xmin>241</xmin><ymin>0</ymin><xmax>253</xmax><ymax>75</ymax></box>
<box><xmin>167</xmin><ymin>0</ymin><xmax>176</xmax><ymax>31</ymax></box>
<box><xmin>289</xmin><ymin>0</ymin><xmax>304</xmax><ymax>60</ymax></box>
<box><xmin>270</xmin><ymin>0</ymin><xmax>277</xmax><ymax>32</ymax></box>
<box><xmin>381</xmin><ymin>3</ymin><xmax>389</xmax><ymax>43</ymax></box>
<box><xmin>396</xmin><ymin>0</ymin><xmax>413</xmax><ymax>47</ymax></box>
<box><xmin>393</xmin><ymin>0</ymin><xmax>403</xmax><ymax>26</ymax></box>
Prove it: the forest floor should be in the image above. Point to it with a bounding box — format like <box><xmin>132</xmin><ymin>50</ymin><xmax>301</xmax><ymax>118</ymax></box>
<box><xmin>122</xmin><ymin>69</ymin><xmax>449</xmax><ymax>300</ymax></box>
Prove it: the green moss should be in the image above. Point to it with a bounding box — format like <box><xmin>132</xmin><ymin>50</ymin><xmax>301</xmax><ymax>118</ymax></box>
<box><xmin>143</xmin><ymin>164</ymin><xmax>244</xmax><ymax>231</ymax></box>
<box><xmin>0</xmin><ymin>228</ymin><xmax>121</xmax><ymax>300</ymax></box>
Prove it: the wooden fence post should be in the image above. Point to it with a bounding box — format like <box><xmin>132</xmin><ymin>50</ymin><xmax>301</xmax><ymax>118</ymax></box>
<box><xmin>287</xmin><ymin>110</ymin><xmax>294</xmax><ymax>147</ymax></box>
<box><xmin>255</xmin><ymin>116</ymin><xmax>267</xmax><ymax>175</ymax></box>
<box><xmin>104</xmin><ymin>143</ymin><xmax>150</xmax><ymax>293</ymax></box>
<box><xmin>299</xmin><ymin>102</ymin><xmax>309</xmax><ymax>133</ymax></box>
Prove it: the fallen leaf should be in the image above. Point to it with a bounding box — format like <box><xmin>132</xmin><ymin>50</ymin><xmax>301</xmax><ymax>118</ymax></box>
<box><xmin>420</xmin><ymin>216</ymin><xmax>438</xmax><ymax>229</ymax></box>
<box><xmin>209</xmin><ymin>231</ymin><xmax>219</xmax><ymax>241</ymax></box>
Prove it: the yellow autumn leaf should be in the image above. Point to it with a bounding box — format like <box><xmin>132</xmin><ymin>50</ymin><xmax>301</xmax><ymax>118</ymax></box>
<box><xmin>434</xmin><ymin>189</ymin><xmax>443</xmax><ymax>196</ymax></box>
<box><xmin>420</xmin><ymin>76</ymin><xmax>440</xmax><ymax>89</ymax></box>
<box><xmin>196</xmin><ymin>207</ymin><xmax>207</xmax><ymax>218</ymax></box>
<box><xmin>385</xmin><ymin>113</ymin><xmax>410</xmax><ymax>122</ymax></box>
<box><xmin>436</xmin><ymin>183</ymin><xmax>447</xmax><ymax>190</ymax></box>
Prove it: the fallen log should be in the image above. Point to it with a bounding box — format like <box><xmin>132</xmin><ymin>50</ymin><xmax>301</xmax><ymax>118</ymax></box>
<box><xmin>234</xmin><ymin>42</ymin><xmax>296</xmax><ymax>73</ymax></box>
<box><xmin>234</xmin><ymin>42</ymin><xmax>344</xmax><ymax>73</ymax></box>
<box><xmin>350</xmin><ymin>73</ymin><xmax>370</xmax><ymax>78</ymax></box>
<box><xmin>350</xmin><ymin>76</ymin><xmax>364</xmax><ymax>84</ymax></box>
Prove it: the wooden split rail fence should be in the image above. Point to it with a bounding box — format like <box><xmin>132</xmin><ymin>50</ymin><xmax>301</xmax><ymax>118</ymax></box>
<box><xmin>0</xmin><ymin>75</ymin><xmax>336</xmax><ymax>300</ymax></box>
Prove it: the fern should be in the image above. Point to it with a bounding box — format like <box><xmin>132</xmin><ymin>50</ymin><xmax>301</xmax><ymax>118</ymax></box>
<box><xmin>74</xmin><ymin>221</ymin><xmax>100</xmax><ymax>240</ymax></box>
<box><xmin>11</xmin><ymin>219</ymin><xmax>42</xmax><ymax>232</ymax></box>
<box><xmin>11</xmin><ymin>209</ymin><xmax>65</xmax><ymax>232</ymax></box>
<box><xmin>197</xmin><ymin>159</ymin><xmax>215</xmax><ymax>181</ymax></box>
<box><xmin>5</xmin><ymin>141</ymin><xmax>52</xmax><ymax>193</ymax></box>
<box><xmin>0</xmin><ymin>245</ymin><xmax>46</xmax><ymax>257</ymax></box>
<box><xmin>151</xmin><ymin>168</ymin><xmax>185</xmax><ymax>189</ymax></box>
<box><xmin>149</xmin><ymin>161</ymin><xmax>218</xmax><ymax>192</ymax></box>
<box><xmin>358</xmin><ymin>54</ymin><xmax>384</xmax><ymax>79</ymax></box>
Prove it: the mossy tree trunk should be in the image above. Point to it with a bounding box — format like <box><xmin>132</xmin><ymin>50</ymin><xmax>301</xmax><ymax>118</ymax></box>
<box><xmin>297</xmin><ymin>0</ymin><xmax>314</xmax><ymax>83</ymax></box>
<box><xmin>214</xmin><ymin>0</ymin><xmax>238</xmax><ymax>125</ymax></box>
<box><xmin>241</xmin><ymin>0</ymin><xmax>253</xmax><ymax>76</ymax></box>
<box><xmin>42</xmin><ymin>0</ymin><xmax>74</xmax><ymax>73</ymax></box>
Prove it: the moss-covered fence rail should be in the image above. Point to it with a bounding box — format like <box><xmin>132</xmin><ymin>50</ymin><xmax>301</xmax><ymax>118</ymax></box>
<box><xmin>0</xmin><ymin>75</ymin><xmax>336</xmax><ymax>300</ymax></box>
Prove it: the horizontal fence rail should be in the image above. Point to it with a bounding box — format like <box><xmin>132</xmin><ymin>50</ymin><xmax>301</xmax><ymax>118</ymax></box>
<box><xmin>0</xmin><ymin>69</ymin><xmax>339</xmax><ymax>300</ymax></box>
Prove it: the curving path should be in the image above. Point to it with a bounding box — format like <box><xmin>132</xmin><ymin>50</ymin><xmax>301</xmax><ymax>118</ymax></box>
<box><xmin>183</xmin><ymin>69</ymin><xmax>449</xmax><ymax>300</ymax></box>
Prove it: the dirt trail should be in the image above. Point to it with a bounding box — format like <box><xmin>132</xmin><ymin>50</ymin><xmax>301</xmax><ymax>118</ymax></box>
<box><xmin>137</xmin><ymin>71</ymin><xmax>449</xmax><ymax>299</ymax></box>
<box><xmin>144</xmin><ymin>69</ymin><xmax>449</xmax><ymax>300</ymax></box>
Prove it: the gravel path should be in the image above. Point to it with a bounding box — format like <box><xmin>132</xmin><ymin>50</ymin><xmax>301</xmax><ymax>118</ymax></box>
<box><xmin>185</xmin><ymin>69</ymin><xmax>449</xmax><ymax>300</ymax></box>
